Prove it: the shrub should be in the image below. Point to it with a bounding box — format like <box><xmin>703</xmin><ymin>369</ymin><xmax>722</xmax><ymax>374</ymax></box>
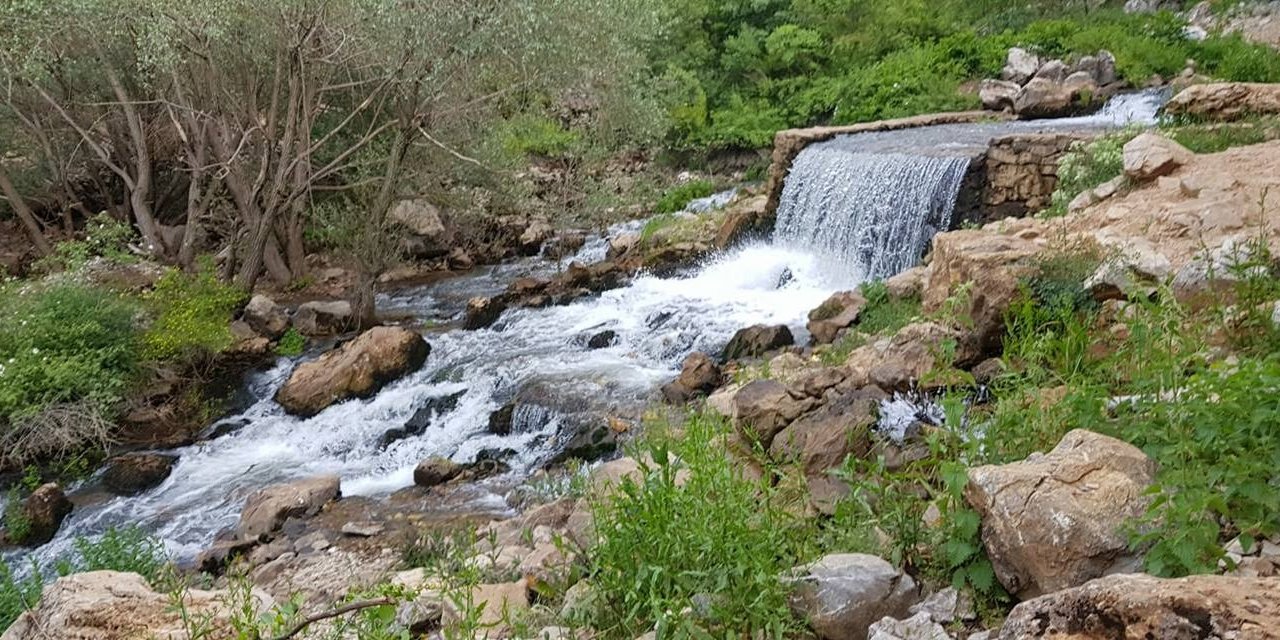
<box><xmin>34</xmin><ymin>214</ymin><xmax>137</xmax><ymax>274</ymax></box>
<box><xmin>1048</xmin><ymin>130</ymin><xmax>1135</xmax><ymax>216</ymax></box>
<box><xmin>499</xmin><ymin>113</ymin><xmax>582</xmax><ymax>158</ymax></box>
<box><xmin>0</xmin><ymin>559</ymin><xmax>41</xmax><ymax>633</ymax></box>
<box><xmin>654</xmin><ymin>179</ymin><xmax>716</xmax><ymax>214</ymax></box>
<box><xmin>587</xmin><ymin>412</ymin><xmax>812</xmax><ymax>638</ymax></box>
<box><xmin>141</xmin><ymin>263</ymin><xmax>247</xmax><ymax>362</ymax></box>
<box><xmin>275</xmin><ymin>328</ymin><xmax>306</xmax><ymax>357</ymax></box>
<box><xmin>0</xmin><ymin>282</ymin><xmax>139</xmax><ymax>427</ymax></box>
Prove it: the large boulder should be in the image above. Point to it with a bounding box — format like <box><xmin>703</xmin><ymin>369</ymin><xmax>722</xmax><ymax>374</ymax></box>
<box><xmin>980</xmin><ymin>79</ymin><xmax>1022</xmax><ymax>112</ymax></box>
<box><xmin>732</xmin><ymin>379</ymin><xmax>816</xmax><ymax>449</ymax></box>
<box><xmin>292</xmin><ymin>300</ymin><xmax>353</xmax><ymax>336</ymax></box>
<box><xmin>464</xmin><ymin>296</ymin><xmax>508</xmax><ymax>330</ymax></box>
<box><xmin>965</xmin><ymin>430</ymin><xmax>1157</xmax><ymax>600</ymax></box>
<box><xmin>922</xmin><ymin>230</ymin><xmax>1042</xmax><ymax>357</ymax></box>
<box><xmin>722</xmin><ymin>324</ymin><xmax>795</xmax><ymax>360</ymax></box>
<box><xmin>1001</xmin><ymin>48</ymin><xmax>1042</xmax><ymax>84</ymax></box>
<box><xmin>236</xmin><ymin>474</ymin><xmax>341</xmax><ymax>540</ymax></box>
<box><xmin>661</xmin><ymin>352</ymin><xmax>723</xmax><ymax>404</ymax></box>
<box><xmin>1123</xmin><ymin>132</ymin><xmax>1194</xmax><ymax>182</ymax></box>
<box><xmin>101</xmin><ymin>453</ymin><xmax>177</xmax><ymax>496</ymax></box>
<box><xmin>807</xmin><ymin>291</ymin><xmax>867</xmax><ymax>344</ymax></box>
<box><xmin>769</xmin><ymin>387</ymin><xmax>881</xmax><ymax>475</ymax></box>
<box><xmin>1014</xmin><ymin>77</ymin><xmax>1077</xmax><ymax>119</ymax></box>
<box><xmin>787</xmin><ymin>554</ymin><xmax>920</xmax><ymax>640</ymax></box>
<box><xmin>243</xmin><ymin>295</ymin><xmax>289</xmax><ymax>339</ymax></box>
<box><xmin>414</xmin><ymin>456</ymin><xmax>463</xmax><ymax>487</ymax></box>
<box><xmin>1166</xmin><ymin>82</ymin><xmax>1280</xmax><ymax>121</ymax></box>
<box><xmin>390</xmin><ymin>199</ymin><xmax>449</xmax><ymax>258</ymax></box>
<box><xmin>715</xmin><ymin>195</ymin><xmax>769</xmax><ymax>248</ymax></box>
<box><xmin>0</xmin><ymin>570</ymin><xmax>272</xmax><ymax>640</ymax></box>
<box><xmin>275</xmin><ymin>326</ymin><xmax>430</xmax><ymax>417</ymax></box>
<box><xmin>843</xmin><ymin>322</ymin><xmax>963</xmax><ymax>391</ymax></box>
<box><xmin>998</xmin><ymin>573</ymin><xmax>1280</xmax><ymax>639</ymax></box>
<box><xmin>4</xmin><ymin>483</ymin><xmax>73</xmax><ymax>547</ymax></box>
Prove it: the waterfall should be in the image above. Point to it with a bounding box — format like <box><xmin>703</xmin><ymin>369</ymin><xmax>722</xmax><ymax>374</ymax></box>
<box><xmin>774</xmin><ymin>145</ymin><xmax>970</xmax><ymax>284</ymax></box>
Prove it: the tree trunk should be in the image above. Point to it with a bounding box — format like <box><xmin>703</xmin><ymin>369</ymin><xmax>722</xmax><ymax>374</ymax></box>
<box><xmin>0</xmin><ymin>165</ymin><xmax>52</xmax><ymax>256</ymax></box>
<box><xmin>351</xmin><ymin>268</ymin><xmax>378</xmax><ymax>331</ymax></box>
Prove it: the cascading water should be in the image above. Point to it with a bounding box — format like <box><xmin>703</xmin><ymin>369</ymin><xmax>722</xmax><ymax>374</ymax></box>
<box><xmin>4</xmin><ymin>90</ymin><xmax>1169</xmax><ymax>572</ymax></box>
<box><xmin>775</xmin><ymin>149</ymin><xmax>970</xmax><ymax>281</ymax></box>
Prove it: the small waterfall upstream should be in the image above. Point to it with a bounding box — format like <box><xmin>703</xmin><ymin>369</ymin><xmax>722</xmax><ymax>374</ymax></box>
<box><xmin>4</xmin><ymin>91</ymin><xmax>1169</xmax><ymax>573</ymax></box>
<box><xmin>775</xmin><ymin>149</ymin><xmax>970</xmax><ymax>281</ymax></box>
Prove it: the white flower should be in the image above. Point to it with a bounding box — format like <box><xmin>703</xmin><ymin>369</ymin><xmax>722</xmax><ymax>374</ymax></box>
<box><xmin>31</xmin><ymin>347</ymin><xmax>39</xmax><ymax>355</ymax></box>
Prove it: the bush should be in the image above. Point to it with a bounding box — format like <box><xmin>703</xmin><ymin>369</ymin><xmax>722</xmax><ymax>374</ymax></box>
<box><xmin>1048</xmin><ymin>130</ymin><xmax>1134</xmax><ymax>216</ymax></box>
<box><xmin>499</xmin><ymin>113</ymin><xmax>582</xmax><ymax>158</ymax></box>
<box><xmin>0</xmin><ymin>559</ymin><xmax>41</xmax><ymax>633</ymax></box>
<box><xmin>654</xmin><ymin>179</ymin><xmax>716</xmax><ymax>214</ymax></box>
<box><xmin>0</xmin><ymin>282</ymin><xmax>139</xmax><ymax>425</ymax></box>
<box><xmin>34</xmin><ymin>214</ymin><xmax>137</xmax><ymax>274</ymax></box>
<box><xmin>587</xmin><ymin>413</ymin><xmax>813</xmax><ymax>637</ymax></box>
<box><xmin>141</xmin><ymin>264</ymin><xmax>247</xmax><ymax>362</ymax></box>
<box><xmin>275</xmin><ymin>328</ymin><xmax>306</xmax><ymax>357</ymax></box>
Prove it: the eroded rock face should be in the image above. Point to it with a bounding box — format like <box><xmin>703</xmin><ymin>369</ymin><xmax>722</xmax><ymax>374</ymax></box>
<box><xmin>787</xmin><ymin>554</ymin><xmax>920</xmax><ymax>640</ymax></box>
<box><xmin>101</xmin><ymin>453</ymin><xmax>177</xmax><ymax>496</ymax></box>
<box><xmin>1</xmin><ymin>570</ymin><xmax>272</xmax><ymax>640</ymax></box>
<box><xmin>1123</xmin><ymin>132</ymin><xmax>1194</xmax><ymax>182</ymax></box>
<box><xmin>998</xmin><ymin>573</ymin><xmax>1280</xmax><ymax>639</ymax></box>
<box><xmin>1166</xmin><ymin>82</ymin><xmax>1280</xmax><ymax>121</ymax></box>
<box><xmin>237</xmin><ymin>475</ymin><xmax>341</xmax><ymax>540</ymax></box>
<box><xmin>807</xmin><ymin>291</ymin><xmax>867</xmax><ymax>344</ymax></box>
<box><xmin>769</xmin><ymin>387</ymin><xmax>880</xmax><ymax>475</ymax></box>
<box><xmin>275</xmin><ymin>326</ymin><xmax>430</xmax><ymax>417</ymax></box>
<box><xmin>923</xmin><ymin>230</ymin><xmax>1042</xmax><ymax>357</ymax></box>
<box><xmin>965</xmin><ymin>430</ymin><xmax>1156</xmax><ymax>600</ymax></box>
<box><xmin>722</xmin><ymin>324</ymin><xmax>795</xmax><ymax>360</ymax></box>
<box><xmin>843</xmin><ymin>322</ymin><xmax>964</xmax><ymax>391</ymax></box>
<box><xmin>732</xmin><ymin>379</ymin><xmax>815</xmax><ymax>449</ymax></box>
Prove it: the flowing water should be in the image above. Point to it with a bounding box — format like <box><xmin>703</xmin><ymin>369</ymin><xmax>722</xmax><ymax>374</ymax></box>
<box><xmin>7</xmin><ymin>91</ymin><xmax>1166</xmax><ymax>569</ymax></box>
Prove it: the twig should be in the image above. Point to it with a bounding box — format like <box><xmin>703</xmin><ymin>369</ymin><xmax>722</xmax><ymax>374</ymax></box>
<box><xmin>268</xmin><ymin>597</ymin><xmax>394</xmax><ymax>640</ymax></box>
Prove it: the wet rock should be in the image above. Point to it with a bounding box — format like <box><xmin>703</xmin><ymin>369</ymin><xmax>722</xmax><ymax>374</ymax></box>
<box><xmin>488</xmin><ymin>403</ymin><xmax>515</xmax><ymax>436</ymax></box>
<box><xmin>196</xmin><ymin>537</ymin><xmax>260</xmax><ymax>573</ymax></box>
<box><xmin>786</xmin><ymin>554</ymin><xmax>920</xmax><ymax>640</ymax></box>
<box><xmin>1</xmin><ymin>571</ymin><xmax>273</xmax><ymax>640</ymax></box>
<box><xmin>414</xmin><ymin>456</ymin><xmax>463</xmax><ymax>487</ymax></box>
<box><xmin>387</xmin><ymin>390</ymin><xmax>467</xmax><ymax>446</ymax></box>
<box><xmin>1167</xmin><ymin>82</ymin><xmax>1280</xmax><ymax>122</ymax></box>
<box><xmin>722</xmin><ymin>324</ymin><xmax>795</xmax><ymax>360</ymax></box>
<box><xmin>607</xmin><ymin>233</ymin><xmax>640</xmax><ymax>260</ymax></box>
<box><xmin>807</xmin><ymin>290</ymin><xmax>868</xmax><ymax>344</ymax></box>
<box><xmin>519</xmin><ymin>218</ymin><xmax>554</xmax><ymax>256</ymax></box>
<box><xmin>1123</xmin><ymin>132</ymin><xmax>1194</xmax><ymax>182</ymax></box>
<box><xmin>544</xmin><ymin>232</ymin><xmax>587</xmax><ymax>260</ymax></box>
<box><xmin>715</xmin><ymin>195</ymin><xmax>769</xmax><ymax>248</ymax></box>
<box><xmin>448</xmin><ymin>248</ymin><xmax>474</xmax><ymax>270</ymax></box>
<box><xmin>292</xmin><ymin>300</ymin><xmax>353</xmax><ymax>336</ymax></box>
<box><xmin>101</xmin><ymin>453</ymin><xmax>177</xmax><ymax>496</ymax></box>
<box><xmin>769</xmin><ymin>387</ymin><xmax>880</xmax><ymax>475</ymax></box>
<box><xmin>998</xmin><ymin>573</ymin><xmax>1280</xmax><ymax>639</ymax></box>
<box><xmin>243</xmin><ymin>294</ymin><xmax>289</xmax><ymax>339</ymax></box>
<box><xmin>4</xmin><ymin>483</ymin><xmax>73</xmax><ymax>547</ymax></box>
<box><xmin>733</xmin><ymin>379</ymin><xmax>816</xmax><ymax>449</ymax></box>
<box><xmin>965</xmin><ymin>430</ymin><xmax>1156</xmax><ymax>599</ymax></box>
<box><xmin>275</xmin><ymin>326</ymin><xmax>430</xmax><ymax>417</ymax></box>
<box><xmin>553</xmin><ymin>420</ymin><xmax>621</xmax><ymax>463</ymax></box>
<box><xmin>661</xmin><ymin>352</ymin><xmax>723</xmax><ymax>404</ymax></box>
<box><xmin>465</xmin><ymin>295</ymin><xmax>508</xmax><ymax>330</ymax></box>
<box><xmin>587</xmin><ymin>330</ymin><xmax>618</xmax><ymax>349</ymax></box>
<box><xmin>237</xmin><ymin>475</ymin><xmax>340</xmax><ymax>540</ymax></box>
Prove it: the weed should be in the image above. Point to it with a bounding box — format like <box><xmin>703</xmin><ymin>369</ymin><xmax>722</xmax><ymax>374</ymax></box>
<box><xmin>141</xmin><ymin>261</ymin><xmax>247</xmax><ymax>362</ymax></box>
<box><xmin>275</xmin><ymin>328</ymin><xmax>306</xmax><ymax>357</ymax></box>
<box><xmin>857</xmin><ymin>281</ymin><xmax>921</xmax><ymax>336</ymax></box>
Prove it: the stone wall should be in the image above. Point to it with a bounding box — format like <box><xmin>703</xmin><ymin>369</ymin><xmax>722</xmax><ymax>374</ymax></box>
<box><xmin>976</xmin><ymin>132</ymin><xmax>1097</xmax><ymax>222</ymax></box>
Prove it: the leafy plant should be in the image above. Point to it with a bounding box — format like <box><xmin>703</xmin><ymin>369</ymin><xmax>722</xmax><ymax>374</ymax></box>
<box><xmin>34</xmin><ymin>214</ymin><xmax>138</xmax><ymax>273</ymax></box>
<box><xmin>275</xmin><ymin>328</ymin><xmax>306</xmax><ymax>357</ymax></box>
<box><xmin>141</xmin><ymin>262</ymin><xmax>247</xmax><ymax>362</ymax></box>
<box><xmin>857</xmin><ymin>280</ymin><xmax>921</xmax><ymax>336</ymax></box>
<box><xmin>654</xmin><ymin>179</ymin><xmax>716</xmax><ymax>214</ymax></box>
<box><xmin>1048</xmin><ymin>131</ymin><xmax>1134</xmax><ymax>216</ymax></box>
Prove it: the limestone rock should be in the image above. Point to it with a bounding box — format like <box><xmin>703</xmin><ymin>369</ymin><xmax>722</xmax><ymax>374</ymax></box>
<box><xmin>807</xmin><ymin>291</ymin><xmax>867</xmax><ymax>344</ymax></box>
<box><xmin>275</xmin><ymin>326</ymin><xmax>430</xmax><ymax>417</ymax></box>
<box><xmin>236</xmin><ymin>475</ymin><xmax>340</xmax><ymax>540</ymax></box>
<box><xmin>465</xmin><ymin>296</ymin><xmax>508</xmax><ymax>330</ymax></box>
<box><xmin>867</xmin><ymin>612</ymin><xmax>951</xmax><ymax>640</ymax></box>
<box><xmin>1002</xmin><ymin>48</ymin><xmax>1042</xmax><ymax>84</ymax></box>
<box><xmin>607</xmin><ymin>232</ymin><xmax>640</xmax><ymax>260</ymax></box>
<box><xmin>390</xmin><ymin>199</ymin><xmax>446</xmax><ymax>237</ymax></box>
<box><xmin>884</xmin><ymin>267</ymin><xmax>926</xmax><ymax>300</ymax></box>
<box><xmin>1123</xmin><ymin>133</ymin><xmax>1194</xmax><ymax>182</ymax></box>
<box><xmin>980</xmin><ymin>79</ymin><xmax>1022</xmax><ymax>112</ymax></box>
<box><xmin>965</xmin><ymin>430</ymin><xmax>1156</xmax><ymax>600</ymax></box>
<box><xmin>243</xmin><ymin>294</ymin><xmax>289</xmax><ymax>339</ymax></box>
<box><xmin>1034</xmin><ymin>59</ymin><xmax>1069</xmax><ymax>84</ymax></box>
<box><xmin>722</xmin><ymin>324</ymin><xmax>795</xmax><ymax>360</ymax></box>
<box><xmin>661</xmin><ymin>352</ymin><xmax>724</xmax><ymax>403</ymax></box>
<box><xmin>715</xmin><ymin>195</ymin><xmax>769</xmax><ymax>248</ymax></box>
<box><xmin>101</xmin><ymin>453</ymin><xmax>177</xmax><ymax>496</ymax></box>
<box><xmin>998</xmin><ymin>573</ymin><xmax>1280</xmax><ymax>639</ymax></box>
<box><xmin>1014</xmin><ymin>77</ymin><xmax>1076</xmax><ymax>118</ymax></box>
<box><xmin>923</xmin><ymin>230</ymin><xmax>1042</xmax><ymax>357</ymax></box>
<box><xmin>787</xmin><ymin>553</ymin><xmax>920</xmax><ymax>640</ymax></box>
<box><xmin>520</xmin><ymin>218</ymin><xmax>554</xmax><ymax>256</ymax></box>
<box><xmin>0</xmin><ymin>571</ymin><xmax>272</xmax><ymax>640</ymax></box>
<box><xmin>1166</xmin><ymin>82</ymin><xmax>1280</xmax><ymax>121</ymax></box>
<box><xmin>844</xmin><ymin>322</ymin><xmax>963</xmax><ymax>391</ymax></box>
<box><xmin>732</xmin><ymin>379</ymin><xmax>815</xmax><ymax>449</ymax></box>
<box><xmin>769</xmin><ymin>387</ymin><xmax>879</xmax><ymax>474</ymax></box>
<box><xmin>414</xmin><ymin>456</ymin><xmax>463</xmax><ymax>487</ymax></box>
<box><xmin>292</xmin><ymin>300</ymin><xmax>353</xmax><ymax>336</ymax></box>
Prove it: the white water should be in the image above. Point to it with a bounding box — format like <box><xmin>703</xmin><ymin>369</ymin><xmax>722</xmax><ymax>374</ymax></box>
<box><xmin>7</xmin><ymin>90</ymin><xmax>1169</xmax><ymax>570</ymax></box>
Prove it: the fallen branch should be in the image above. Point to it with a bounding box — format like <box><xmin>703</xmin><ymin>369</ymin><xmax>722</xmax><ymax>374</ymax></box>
<box><xmin>268</xmin><ymin>597</ymin><xmax>395</xmax><ymax>640</ymax></box>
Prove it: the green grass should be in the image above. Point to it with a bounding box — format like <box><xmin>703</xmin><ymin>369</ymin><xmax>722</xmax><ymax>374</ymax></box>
<box><xmin>275</xmin><ymin>328</ymin><xmax>306</xmax><ymax>357</ymax></box>
<box><xmin>141</xmin><ymin>262</ymin><xmax>247</xmax><ymax>362</ymax></box>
